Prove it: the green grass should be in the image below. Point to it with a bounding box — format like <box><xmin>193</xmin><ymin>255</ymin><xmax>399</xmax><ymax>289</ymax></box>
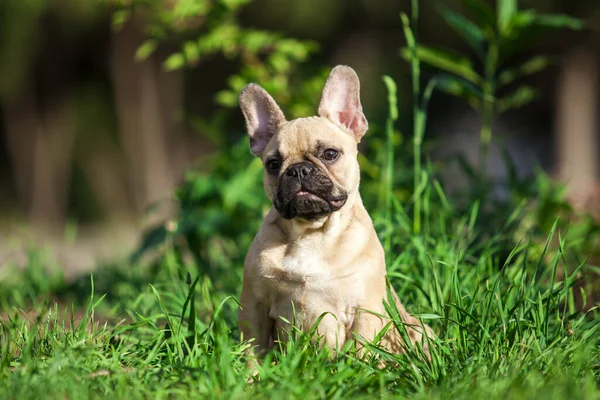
<box><xmin>1</xmin><ymin>1</ymin><xmax>598</xmax><ymax>398</ymax></box>
<box><xmin>1</xmin><ymin>75</ymin><xmax>599</xmax><ymax>399</ymax></box>
<box><xmin>0</xmin><ymin>190</ymin><xmax>599</xmax><ymax>399</ymax></box>
<box><xmin>1</xmin><ymin>68</ymin><xmax>599</xmax><ymax>398</ymax></box>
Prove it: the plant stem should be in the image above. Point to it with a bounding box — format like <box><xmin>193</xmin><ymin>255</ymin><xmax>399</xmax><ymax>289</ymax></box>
<box><xmin>479</xmin><ymin>40</ymin><xmax>498</xmax><ymax>176</ymax></box>
<box><xmin>411</xmin><ymin>0</ymin><xmax>421</xmax><ymax>234</ymax></box>
<box><xmin>411</xmin><ymin>0</ymin><xmax>419</xmax><ymax>29</ymax></box>
<box><xmin>382</xmin><ymin>76</ymin><xmax>398</xmax><ymax>254</ymax></box>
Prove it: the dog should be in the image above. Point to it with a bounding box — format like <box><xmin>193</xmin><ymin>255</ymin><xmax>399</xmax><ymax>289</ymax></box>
<box><xmin>238</xmin><ymin>65</ymin><xmax>433</xmax><ymax>366</ymax></box>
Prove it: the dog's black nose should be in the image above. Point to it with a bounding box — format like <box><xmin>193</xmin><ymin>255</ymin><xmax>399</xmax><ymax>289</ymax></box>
<box><xmin>286</xmin><ymin>162</ymin><xmax>314</xmax><ymax>178</ymax></box>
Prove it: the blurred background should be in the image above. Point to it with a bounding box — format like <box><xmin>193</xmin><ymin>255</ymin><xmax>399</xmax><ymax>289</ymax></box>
<box><xmin>0</xmin><ymin>0</ymin><xmax>599</xmax><ymax>275</ymax></box>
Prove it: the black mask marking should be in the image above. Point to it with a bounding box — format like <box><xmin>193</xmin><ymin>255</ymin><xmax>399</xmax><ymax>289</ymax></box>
<box><xmin>273</xmin><ymin>161</ymin><xmax>347</xmax><ymax>220</ymax></box>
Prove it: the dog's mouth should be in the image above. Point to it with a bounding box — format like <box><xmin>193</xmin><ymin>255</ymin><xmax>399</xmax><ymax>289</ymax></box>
<box><xmin>274</xmin><ymin>190</ymin><xmax>347</xmax><ymax>220</ymax></box>
<box><xmin>295</xmin><ymin>190</ymin><xmax>320</xmax><ymax>200</ymax></box>
<box><xmin>295</xmin><ymin>190</ymin><xmax>346</xmax><ymax>208</ymax></box>
<box><xmin>272</xmin><ymin>161</ymin><xmax>348</xmax><ymax>220</ymax></box>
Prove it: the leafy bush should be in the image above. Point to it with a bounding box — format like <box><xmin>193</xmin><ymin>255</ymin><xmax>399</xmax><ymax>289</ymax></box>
<box><xmin>129</xmin><ymin>0</ymin><xmax>600</xmax><ymax>305</ymax></box>
<box><xmin>110</xmin><ymin>0</ymin><xmax>323</xmax><ymax>116</ymax></box>
<box><xmin>132</xmin><ymin>138</ymin><xmax>266</xmax><ymax>293</ymax></box>
<box><xmin>400</xmin><ymin>0</ymin><xmax>583</xmax><ymax>172</ymax></box>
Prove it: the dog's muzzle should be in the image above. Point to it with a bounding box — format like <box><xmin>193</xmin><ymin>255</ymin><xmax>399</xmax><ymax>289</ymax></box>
<box><xmin>274</xmin><ymin>162</ymin><xmax>347</xmax><ymax>220</ymax></box>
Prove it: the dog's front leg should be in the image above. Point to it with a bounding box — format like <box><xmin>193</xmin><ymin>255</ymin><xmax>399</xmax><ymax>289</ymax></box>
<box><xmin>239</xmin><ymin>279</ymin><xmax>273</xmax><ymax>377</ymax></box>
<box><xmin>351</xmin><ymin>306</ymin><xmax>387</xmax><ymax>356</ymax></box>
<box><xmin>352</xmin><ymin>299</ymin><xmax>433</xmax><ymax>361</ymax></box>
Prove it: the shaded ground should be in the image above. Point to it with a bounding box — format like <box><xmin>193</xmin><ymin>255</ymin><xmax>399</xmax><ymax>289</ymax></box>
<box><xmin>0</xmin><ymin>222</ymin><xmax>141</xmax><ymax>279</ymax></box>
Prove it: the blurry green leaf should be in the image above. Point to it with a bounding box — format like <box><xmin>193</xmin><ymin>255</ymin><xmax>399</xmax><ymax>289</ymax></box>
<box><xmin>382</xmin><ymin>76</ymin><xmax>398</xmax><ymax>121</ymax></box>
<box><xmin>114</xmin><ymin>0</ymin><xmax>317</xmax><ymax>114</ymax></box>
<box><xmin>497</xmin><ymin>12</ymin><xmax>556</xmax><ymax>55</ymax></box>
<box><xmin>498</xmin><ymin>55</ymin><xmax>550</xmax><ymax>86</ymax></box>
<box><xmin>436</xmin><ymin>4</ymin><xmax>485</xmax><ymax>56</ymax></box>
<box><xmin>220</xmin><ymin>0</ymin><xmax>251</xmax><ymax>10</ymax></box>
<box><xmin>173</xmin><ymin>0</ymin><xmax>210</xmax><ymax>19</ymax></box>
<box><xmin>506</xmin><ymin>10</ymin><xmax>534</xmax><ymax>33</ymax></box>
<box><xmin>497</xmin><ymin>85</ymin><xmax>537</xmax><ymax>113</ymax></box>
<box><xmin>135</xmin><ymin>40</ymin><xmax>158</xmax><ymax>61</ymax></box>
<box><xmin>434</xmin><ymin>74</ymin><xmax>483</xmax><ymax>111</ymax></box>
<box><xmin>222</xmin><ymin>158</ymin><xmax>264</xmax><ymax>210</ymax></box>
<box><xmin>241</xmin><ymin>30</ymin><xmax>277</xmax><ymax>54</ymax></box>
<box><xmin>227</xmin><ymin>74</ymin><xmax>247</xmax><ymax>92</ymax></box>
<box><xmin>460</xmin><ymin>0</ymin><xmax>496</xmax><ymax>28</ymax></box>
<box><xmin>197</xmin><ymin>23</ymin><xmax>239</xmax><ymax>54</ymax></box>
<box><xmin>505</xmin><ymin>10</ymin><xmax>583</xmax><ymax>38</ymax></box>
<box><xmin>183</xmin><ymin>41</ymin><xmax>200</xmax><ymax>65</ymax></box>
<box><xmin>358</xmin><ymin>153</ymin><xmax>381</xmax><ymax>180</ymax></box>
<box><xmin>276</xmin><ymin>39</ymin><xmax>317</xmax><ymax>60</ymax></box>
<box><xmin>400</xmin><ymin>13</ymin><xmax>416</xmax><ymax>50</ymax></box>
<box><xmin>111</xmin><ymin>9</ymin><xmax>130</xmax><ymax>32</ymax></box>
<box><xmin>400</xmin><ymin>45</ymin><xmax>482</xmax><ymax>84</ymax></box>
<box><xmin>164</xmin><ymin>53</ymin><xmax>186</xmax><ymax>71</ymax></box>
<box><xmin>196</xmin><ymin>210</ymin><xmax>230</xmax><ymax>235</ymax></box>
<box><xmin>497</xmin><ymin>0</ymin><xmax>517</xmax><ymax>34</ymax></box>
<box><xmin>262</xmin><ymin>75</ymin><xmax>288</xmax><ymax>98</ymax></box>
<box><xmin>215</xmin><ymin>90</ymin><xmax>238</xmax><ymax>107</ymax></box>
<box><xmin>189</xmin><ymin>177</ymin><xmax>216</xmax><ymax>199</ymax></box>
<box><xmin>268</xmin><ymin>53</ymin><xmax>291</xmax><ymax>73</ymax></box>
<box><xmin>530</xmin><ymin>14</ymin><xmax>583</xmax><ymax>30</ymax></box>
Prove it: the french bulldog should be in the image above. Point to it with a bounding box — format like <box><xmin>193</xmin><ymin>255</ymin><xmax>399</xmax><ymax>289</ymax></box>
<box><xmin>238</xmin><ymin>65</ymin><xmax>433</xmax><ymax>366</ymax></box>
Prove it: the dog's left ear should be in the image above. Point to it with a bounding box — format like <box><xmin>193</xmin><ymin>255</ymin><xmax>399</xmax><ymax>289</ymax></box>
<box><xmin>318</xmin><ymin>65</ymin><xmax>368</xmax><ymax>141</ymax></box>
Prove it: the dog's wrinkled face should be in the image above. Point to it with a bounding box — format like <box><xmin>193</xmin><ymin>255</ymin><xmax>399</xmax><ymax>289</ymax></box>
<box><xmin>239</xmin><ymin>65</ymin><xmax>368</xmax><ymax>221</ymax></box>
<box><xmin>263</xmin><ymin>118</ymin><xmax>357</xmax><ymax>220</ymax></box>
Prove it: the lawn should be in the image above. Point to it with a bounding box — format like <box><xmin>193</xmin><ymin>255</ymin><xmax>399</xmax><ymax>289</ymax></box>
<box><xmin>1</xmin><ymin>152</ymin><xmax>599</xmax><ymax>399</ymax></box>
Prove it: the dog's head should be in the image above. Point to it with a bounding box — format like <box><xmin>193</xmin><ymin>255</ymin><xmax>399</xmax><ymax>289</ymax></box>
<box><xmin>239</xmin><ymin>65</ymin><xmax>368</xmax><ymax>221</ymax></box>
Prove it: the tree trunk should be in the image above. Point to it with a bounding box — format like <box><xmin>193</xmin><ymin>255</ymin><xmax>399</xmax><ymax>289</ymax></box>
<box><xmin>556</xmin><ymin>48</ymin><xmax>599</xmax><ymax>208</ymax></box>
<box><xmin>110</xmin><ymin>18</ymin><xmax>180</xmax><ymax>225</ymax></box>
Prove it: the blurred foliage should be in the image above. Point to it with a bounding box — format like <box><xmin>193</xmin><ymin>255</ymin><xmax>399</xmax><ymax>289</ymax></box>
<box><xmin>132</xmin><ymin>139</ymin><xmax>267</xmax><ymax>293</ymax></box>
<box><xmin>0</xmin><ymin>14</ymin><xmax>599</xmax><ymax>398</ymax></box>
<box><xmin>397</xmin><ymin>0</ymin><xmax>598</xmax><ymax>274</ymax></box>
<box><xmin>401</xmin><ymin>0</ymin><xmax>583</xmax><ymax>113</ymax></box>
<box><xmin>130</xmin><ymin>0</ymin><xmax>600</xmax><ymax>302</ymax></box>
<box><xmin>387</xmin><ymin>0</ymin><xmax>598</xmax><ymax>273</ymax></box>
<box><xmin>0</xmin><ymin>0</ymin><xmax>596</xmax><ymax>306</ymax></box>
<box><xmin>0</xmin><ymin>0</ymin><xmax>100</xmax><ymax>100</ymax></box>
<box><xmin>400</xmin><ymin>0</ymin><xmax>583</xmax><ymax>172</ymax></box>
<box><xmin>110</xmin><ymin>0</ymin><xmax>324</xmax><ymax>117</ymax></box>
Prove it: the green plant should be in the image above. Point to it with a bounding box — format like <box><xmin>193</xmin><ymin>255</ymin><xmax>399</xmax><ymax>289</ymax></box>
<box><xmin>110</xmin><ymin>0</ymin><xmax>321</xmax><ymax>116</ymax></box>
<box><xmin>405</xmin><ymin>0</ymin><xmax>425</xmax><ymax>235</ymax></box>
<box><xmin>132</xmin><ymin>139</ymin><xmax>267</xmax><ymax>293</ymax></box>
<box><xmin>401</xmin><ymin>0</ymin><xmax>583</xmax><ymax>175</ymax></box>
<box><xmin>394</xmin><ymin>1</ymin><xmax>599</xmax><ymax>292</ymax></box>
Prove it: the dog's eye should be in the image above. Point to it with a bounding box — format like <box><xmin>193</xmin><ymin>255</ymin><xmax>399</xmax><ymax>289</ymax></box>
<box><xmin>322</xmin><ymin>148</ymin><xmax>339</xmax><ymax>161</ymax></box>
<box><xmin>266</xmin><ymin>159</ymin><xmax>281</xmax><ymax>172</ymax></box>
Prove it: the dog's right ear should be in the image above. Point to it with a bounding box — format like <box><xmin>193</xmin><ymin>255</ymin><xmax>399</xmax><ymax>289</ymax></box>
<box><xmin>239</xmin><ymin>84</ymin><xmax>286</xmax><ymax>157</ymax></box>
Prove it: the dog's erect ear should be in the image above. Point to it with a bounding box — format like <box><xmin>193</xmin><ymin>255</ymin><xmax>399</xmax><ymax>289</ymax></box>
<box><xmin>318</xmin><ymin>65</ymin><xmax>368</xmax><ymax>141</ymax></box>
<box><xmin>239</xmin><ymin>83</ymin><xmax>286</xmax><ymax>157</ymax></box>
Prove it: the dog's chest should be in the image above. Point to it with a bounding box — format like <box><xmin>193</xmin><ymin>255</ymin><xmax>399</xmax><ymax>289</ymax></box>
<box><xmin>260</xmin><ymin>245</ymin><xmax>332</xmax><ymax>296</ymax></box>
<box><xmin>282</xmin><ymin>250</ymin><xmax>330</xmax><ymax>280</ymax></box>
